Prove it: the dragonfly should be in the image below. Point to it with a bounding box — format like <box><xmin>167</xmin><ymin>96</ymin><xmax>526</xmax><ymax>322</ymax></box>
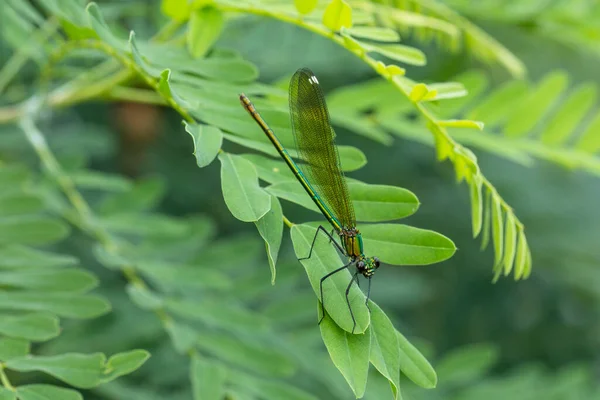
<box><xmin>240</xmin><ymin>68</ymin><xmax>380</xmax><ymax>333</ymax></box>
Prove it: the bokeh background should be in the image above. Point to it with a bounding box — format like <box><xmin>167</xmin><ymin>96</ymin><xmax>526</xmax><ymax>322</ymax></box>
<box><xmin>1</xmin><ymin>0</ymin><xmax>600</xmax><ymax>399</ymax></box>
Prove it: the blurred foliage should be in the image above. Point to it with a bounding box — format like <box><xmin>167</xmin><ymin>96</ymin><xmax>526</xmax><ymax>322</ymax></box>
<box><xmin>1</xmin><ymin>0</ymin><xmax>599</xmax><ymax>399</ymax></box>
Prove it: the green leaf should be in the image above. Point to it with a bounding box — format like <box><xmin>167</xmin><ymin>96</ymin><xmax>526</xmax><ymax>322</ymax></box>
<box><xmin>71</xmin><ymin>171</ymin><xmax>132</xmax><ymax>192</ymax></box>
<box><xmin>491</xmin><ymin>195</ymin><xmax>504</xmax><ymax>267</ymax></box>
<box><xmin>161</xmin><ymin>0</ymin><xmax>191</xmax><ymax>21</ymax></box>
<box><xmin>86</xmin><ymin>2</ymin><xmax>124</xmax><ymax>50</ymax></box>
<box><xmin>0</xmin><ymin>269</ymin><xmax>97</xmax><ymax>292</ymax></box>
<box><xmin>191</xmin><ymin>354</ymin><xmax>227</xmax><ymax>400</ymax></box>
<box><xmin>368</xmin><ymin>302</ymin><xmax>401</xmax><ymax>399</ymax></box>
<box><xmin>468</xmin><ymin>80</ymin><xmax>529</xmax><ymax>129</ymax></box>
<box><xmin>6</xmin><ymin>353</ymin><xmax>105</xmax><ymax>389</ymax></box>
<box><xmin>0</xmin><ymin>292</ymin><xmax>110</xmax><ymax>319</ymax></box>
<box><xmin>435</xmin><ymin>343</ymin><xmax>499</xmax><ymax>385</ymax></box>
<box><xmin>267</xmin><ymin>181</ymin><xmax>419</xmax><ymax>222</ymax></box>
<box><xmin>0</xmin><ymin>313</ymin><xmax>60</xmax><ymax>342</ymax></box>
<box><xmin>185</xmin><ymin>122</ymin><xmax>223</xmax><ymax>168</ymax></box>
<box><xmin>503</xmin><ymin>71</ymin><xmax>569</xmax><ymax>137</ymax></box>
<box><xmin>396</xmin><ymin>330</ymin><xmax>437</xmax><ymax>388</ymax></box>
<box><xmin>0</xmin><ymin>193</ymin><xmax>44</xmax><ymax>217</ymax></box>
<box><xmin>319</xmin><ymin>311</ymin><xmax>370</xmax><ymax>398</ymax></box>
<box><xmin>323</xmin><ymin>0</ymin><xmax>352</xmax><ymax>31</ymax></box>
<box><xmin>290</xmin><ymin>224</ymin><xmax>370</xmax><ymax>334</ymax></box>
<box><xmin>129</xmin><ymin>31</ymin><xmax>162</xmax><ymax>77</ymax></box>
<box><xmin>255</xmin><ymin>195</ymin><xmax>283</xmax><ymax>284</ymax></box>
<box><xmin>0</xmin><ymin>337</ymin><xmax>29</xmax><ymax>361</ymax></box>
<box><xmin>337</xmin><ymin>145</ymin><xmax>367</xmax><ymax>171</ymax></box>
<box><xmin>135</xmin><ymin>260</ymin><xmax>232</xmax><ymax>290</ymax></box>
<box><xmin>342</xmin><ymin>26</ymin><xmax>400</xmax><ymax>42</ymax></box>
<box><xmin>0</xmin><ymin>387</ymin><xmax>16</xmax><ymax>400</ymax></box>
<box><xmin>101</xmin><ymin>350</ymin><xmax>150</xmax><ymax>383</ymax></box>
<box><xmin>575</xmin><ymin>110</ymin><xmax>600</xmax><ymax>153</ymax></box>
<box><xmin>360</xmin><ymin>224</ymin><xmax>456</xmax><ymax>265</ymax></box>
<box><xmin>126</xmin><ymin>284</ymin><xmax>164</xmax><ymax>311</ymax></box>
<box><xmin>364</xmin><ymin>43</ymin><xmax>426</xmax><ymax>66</ymax></box>
<box><xmin>195</xmin><ymin>331</ymin><xmax>296</xmax><ymax>377</ymax></box>
<box><xmin>470</xmin><ymin>176</ymin><xmax>483</xmax><ymax>237</ymax></box>
<box><xmin>16</xmin><ymin>384</ymin><xmax>82</xmax><ymax>400</ymax></box>
<box><xmin>158</xmin><ymin>69</ymin><xmax>193</xmax><ymax>109</ymax></box>
<box><xmin>98</xmin><ymin>177</ymin><xmax>165</xmax><ymax>215</ymax></box>
<box><xmin>480</xmin><ymin>189</ymin><xmax>492</xmax><ymax>250</ymax></box>
<box><xmin>438</xmin><ymin>119</ymin><xmax>484</xmax><ymax>130</ymax></box>
<box><xmin>540</xmin><ymin>84</ymin><xmax>597</xmax><ymax>146</ymax></box>
<box><xmin>219</xmin><ymin>153</ymin><xmax>271</xmax><ymax>222</ymax></box>
<box><xmin>514</xmin><ymin>231</ymin><xmax>528</xmax><ymax>280</ymax></box>
<box><xmin>100</xmin><ymin>213</ymin><xmax>189</xmax><ymax>238</ymax></box>
<box><xmin>241</xmin><ymin>154</ymin><xmax>295</xmax><ymax>184</ymax></box>
<box><xmin>166</xmin><ymin>321</ymin><xmax>198</xmax><ymax>354</ymax></box>
<box><xmin>502</xmin><ymin>213</ymin><xmax>517</xmax><ymax>277</ymax></box>
<box><xmin>426</xmin><ymin>82</ymin><xmax>468</xmax><ymax>101</ymax></box>
<box><xmin>0</xmin><ymin>216</ymin><xmax>70</xmax><ymax>246</ymax></box>
<box><xmin>294</xmin><ymin>0</ymin><xmax>318</xmax><ymax>15</ymax></box>
<box><xmin>188</xmin><ymin>6</ymin><xmax>224</xmax><ymax>58</ymax></box>
<box><xmin>0</xmin><ymin>246</ymin><xmax>77</xmax><ymax>270</ymax></box>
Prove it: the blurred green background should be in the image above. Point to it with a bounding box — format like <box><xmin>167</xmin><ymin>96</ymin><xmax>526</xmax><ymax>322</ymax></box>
<box><xmin>1</xmin><ymin>0</ymin><xmax>600</xmax><ymax>399</ymax></box>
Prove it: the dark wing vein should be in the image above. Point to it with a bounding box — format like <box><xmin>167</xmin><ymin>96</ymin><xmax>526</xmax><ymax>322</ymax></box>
<box><xmin>288</xmin><ymin>68</ymin><xmax>355</xmax><ymax>229</ymax></box>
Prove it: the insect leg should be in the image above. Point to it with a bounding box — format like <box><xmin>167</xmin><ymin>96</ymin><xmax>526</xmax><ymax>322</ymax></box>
<box><xmin>299</xmin><ymin>225</ymin><xmax>345</xmax><ymax>261</ymax></box>
<box><xmin>318</xmin><ymin>261</ymin><xmax>353</xmax><ymax>325</ymax></box>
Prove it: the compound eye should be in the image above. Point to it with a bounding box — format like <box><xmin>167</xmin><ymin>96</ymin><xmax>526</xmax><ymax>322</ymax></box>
<box><xmin>357</xmin><ymin>260</ymin><xmax>365</xmax><ymax>269</ymax></box>
<box><xmin>374</xmin><ymin>257</ymin><xmax>380</xmax><ymax>268</ymax></box>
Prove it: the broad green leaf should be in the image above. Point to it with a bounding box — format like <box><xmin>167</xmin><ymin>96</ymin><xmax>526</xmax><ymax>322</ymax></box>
<box><xmin>365</xmin><ymin>43</ymin><xmax>426</xmax><ymax>66</ymax></box>
<box><xmin>396</xmin><ymin>330</ymin><xmax>437</xmax><ymax>388</ymax></box>
<box><xmin>0</xmin><ymin>292</ymin><xmax>110</xmax><ymax>319</ymax></box>
<box><xmin>540</xmin><ymin>84</ymin><xmax>597</xmax><ymax>146</ymax></box>
<box><xmin>165</xmin><ymin>298</ymin><xmax>267</xmax><ymax>332</ymax></box>
<box><xmin>338</xmin><ymin>146</ymin><xmax>367</xmax><ymax>171</ymax></box>
<box><xmin>16</xmin><ymin>384</ymin><xmax>82</xmax><ymax>400</ymax></box>
<box><xmin>435</xmin><ymin>343</ymin><xmax>499</xmax><ymax>385</ymax></box>
<box><xmin>191</xmin><ymin>354</ymin><xmax>227</xmax><ymax>400</ymax></box>
<box><xmin>195</xmin><ymin>331</ymin><xmax>296</xmax><ymax>377</ymax></box>
<box><xmin>161</xmin><ymin>0</ymin><xmax>191</xmax><ymax>21</ymax></box>
<box><xmin>323</xmin><ymin>0</ymin><xmax>352</xmax><ymax>31</ymax></box>
<box><xmin>219</xmin><ymin>153</ymin><xmax>271</xmax><ymax>222</ymax></box>
<box><xmin>342</xmin><ymin>26</ymin><xmax>400</xmax><ymax>42</ymax></box>
<box><xmin>368</xmin><ymin>302</ymin><xmax>401</xmax><ymax>399</ymax></box>
<box><xmin>491</xmin><ymin>195</ymin><xmax>504</xmax><ymax>267</ymax></box>
<box><xmin>101</xmin><ymin>350</ymin><xmax>150</xmax><ymax>383</ymax></box>
<box><xmin>241</xmin><ymin>154</ymin><xmax>295</xmax><ymax>184</ymax></box>
<box><xmin>503</xmin><ymin>71</ymin><xmax>569</xmax><ymax>137</ymax></box>
<box><xmin>71</xmin><ymin>170</ymin><xmax>132</xmax><ymax>192</ymax></box>
<box><xmin>360</xmin><ymin>224</ymin><xmax>456</xmax><ymax>265</ymax></box>
<box><xmin>185</xmin><ymin>122</ymin><xmax>223</xmax><ymax>168</ymax></box>
<box><xmin>6</xmin><ymin>353</ymin><xmax>105</xmax><ymax>389</ymax></box>
<box><xmin>0</xmin><ymin>387</ymin><xmax>15</xmax><ymax>400</ymax></box>
<box><xmin>228</xmin><ymin>370</ymin><xmax>318</xmax><ymax>400</ymax></box>
<box><xmin>86</xmin><ymin>3</ymin><xmax>124</xmax><ymax>50</ymax></box>
<box><xmin>294</xmin><ymin>0</ymin><xmax>318</xmax><ymax>15</ymax></box>
<box><xmin>267</xmin><ymin>181</ymin><xmax>418</xmax><ymax>222</ymax></box>
<box><xmin>470</xmin><ymin>176</ymin><xmax>483</xmax><ymax>237</ymax></box>
<box><xmin>126</xmin><ymin>284</ymin><xmax>164</xmax><ymax>311</ymax></box>
<box><xmin>0</xmin><ymin>313</ymin><xmax>60</xmax><ymax>341</ymax></box>
<box><xmin>0</xmin><ymin>216</ymin><xmax>70</xmax><ymax>246</ymax></box>
<box><xmin>575</xmin><ymin>110</ymin><xmax>600</xmax><ymax>154</ymax></box>
<box><xmin>514</xmin><ymin>231</ymin><xmax>528</xmax><ymax>280</ymax></box>
<box><xmin>166</xmin><ymin>321</ymin><xmax>198</xmax><ymax>354</ymax></box>
<box><xmin>0</xmin><ymin>165</ymin><xmax>30</xmax><ymax>186</ymax></box>
<box><xmin>0</xmin><ymin>269</ymin><xmax>97</xmax><ymax>292</ymax></box>
<box><xmin>255</xmin><ymin>195</ymin><xmax>283</xmax><ymax>284</ymax></box>
<box><xmin>320</xmin><ymin>312</ymin><xmax>370</xmax><ymax>398</ymax></box>
<box><xmin>98</xmin><ymin>177</ymin><xmax>165</xmax><ymax>215</ymax></box>
<box><xmin>0</xmin><ymin>193</ymin><xmax>44</xmax><ymax>217</ymax></box>
<box><xmin>0</xmin><ymin>337</ymin><xmax>29</xmax><ymax>361</ymax></box>
<box><xmin>502</xmin><ymin>214</ymin><xmax>517</xmax><ymax>277</ymax></box>
<box><xmin>290</xmin><ymin>224</ymin><xmax>370</xmax><ymax>334</ymax></box>
<box><xmin>409</xmin><ymin>83</ymin><xmax>429</xmax><ymax>102</ymax></box>
<box><xmin>0</xmin><ymin>245</ymin><xmax>77</xmax><ymax>270</ymax></box>
<box><xmin>188</xmin><ymin>6</ymin><xmax>224</xmax><ymax>58</ymax></box>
